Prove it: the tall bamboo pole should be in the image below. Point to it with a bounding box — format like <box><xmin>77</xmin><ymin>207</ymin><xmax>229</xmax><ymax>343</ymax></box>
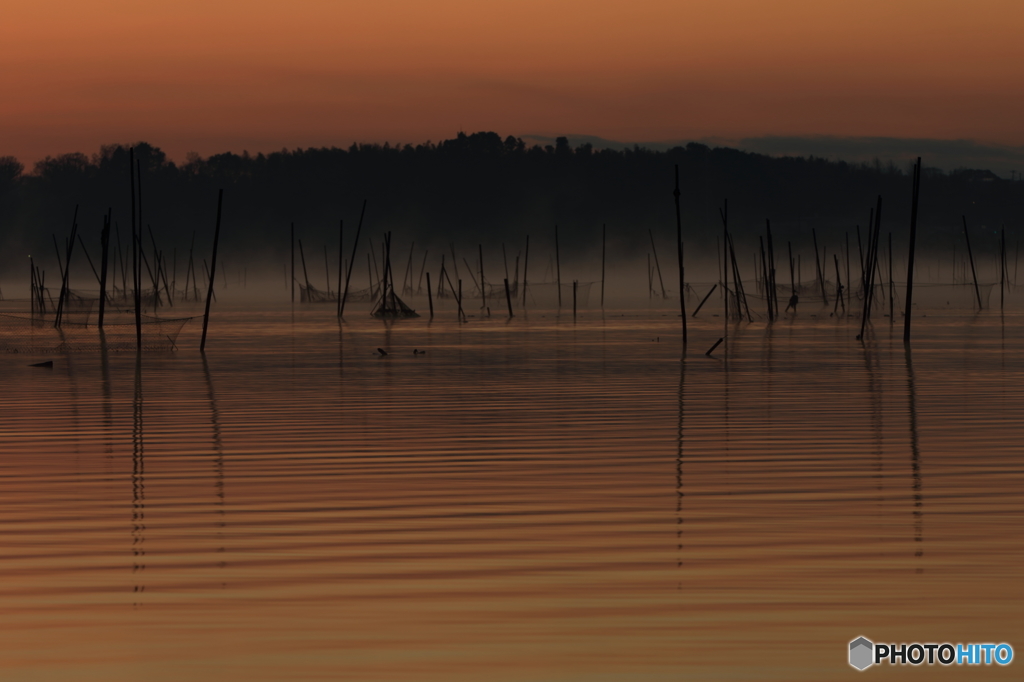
<box><xmin>131</xmin><ymin>149</ymin><xmax>141</xmax><ymax>351</ymax></box>
<box><xmin>98</xmin><ymin>209</ymin><xmax>111</xmax><ymax>328</ymax></box>
<box><xmin>554</xmin><ymin>225</ymin><xmax>561</xmax><ymax>307</ymax></box>
<box><xmin>200</xmin><ymin>189</ymin><xmax>224</xmax><ymax>353</ymax></box>
<box><xmin>522</xmin><ymin>235</ymin><xmax>529</xmax><ymax>307</ymax></box>
<box><xmin>904</xmin><ymin>157</ymin><xmax>921</xmax><ymax>343</ymax></box>
<box><xmin>674</xmin><ymin>167</ymin><xmax>687</xmax><ymax>345</ymax></box>
<box><xmin>601</xmin><ymin>224</ymin><xmax>606</xmax><ymax>309</ymax></box>
<box><xmin>336</xmin><ymin>220</ymin><xmax>343</xmax><ymax>315</ymax></box>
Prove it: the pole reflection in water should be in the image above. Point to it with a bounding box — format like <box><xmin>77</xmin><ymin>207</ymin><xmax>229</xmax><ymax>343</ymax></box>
<box><xmin>131</xmin><ymin>354</ymin><xmax>146</xmax><ymax>603</ymax></box>
<box><xmin>905</xmin><ymin>348</ymin><xmax>924</xmax><ymax>560</ymax></box>
<box><xmin>862</xmin><ymin>341</ymin><xmax>884</xmax><ymax>489</ymax></box>
<box><xmin>203</xmin><ymin>355</ymin><xmax>227</xmax><ymax>574</ymax></box>
<box><xmin>675</xmin><ymin>357</ymin><xmax>685</xmax><ymax>574</ymax></box>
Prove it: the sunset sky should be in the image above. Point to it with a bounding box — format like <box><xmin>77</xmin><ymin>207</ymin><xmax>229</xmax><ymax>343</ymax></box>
<box><xmin>3</xmin><ymin>0</ymin><xmax>1022</xmax><ymax>167</ymax></box>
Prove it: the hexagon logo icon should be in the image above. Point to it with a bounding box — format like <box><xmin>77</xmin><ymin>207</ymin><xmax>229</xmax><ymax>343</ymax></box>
<box><xmin>849</xmin><ymin>637</ymin><xmax>874</xmax><ymax>670</ymax></box>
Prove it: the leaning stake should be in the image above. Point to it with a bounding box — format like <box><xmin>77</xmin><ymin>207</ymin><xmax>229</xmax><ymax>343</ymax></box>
<box><xmin>200</xmin><ymin>189</ymin><xmax>224</xmax><ymax>353</ymax></box>
<box><xmin>338</xmin><ymin>200</ymin><xmax>366</xmax><ymax>319</ymax></box>
<box><xmin>426</xmin><ymin>272</ymin><xmax>434</xmax><ymax>318</ymax></box>
<box><xmin>962</xmin><ymin>215</ymin><xmax>983</xmax><ymax>310</ymax></box>
<box><xmin>705</xmin><ymin>337</ymin><xmax>724</xmax><ymax>356</ymax></box>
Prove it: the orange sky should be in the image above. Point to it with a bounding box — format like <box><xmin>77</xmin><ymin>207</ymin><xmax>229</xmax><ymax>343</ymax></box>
<box><xmin>3</xmin><ymin>0</ymin><xmax>1023</xmax><ymax>166</ymax></box>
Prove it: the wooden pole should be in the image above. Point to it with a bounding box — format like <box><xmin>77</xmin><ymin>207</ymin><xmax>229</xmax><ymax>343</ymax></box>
<box><xmin>117</xmin><ymin>223</ymin><xmax>128</xmax><ymax>298</ymax></box>
<box><xmin>200</xmin><ymin>189</ymin><xmax>224</xmax><ymax>353</ymax></box>
<box><xmin>760</xmin><ymin>236</ymin><xmax>772</xmax><ymax>320</ymax></box>
<box><xmin>417</xmin><ymin>249</ymin><xmax>429</xmax><ymax>293</ymax></box>
<box><xmin>572</xmin><ymin>280</ymin><xmax>577</xmax><ymax>320</ymax></box>
<box><xmin>888</xmin><ymin>232</ymin><xmax>894</xmax><ymax>321</ymax></box>
<box><xmin>555</xmin><ymin>225</ymin><xmax>561</xmax><ymax>307</ymax></box>
<box><xmin>403</xmin><ymin>241</ymin><xmax>415</xmax><ymax>295</ymax></box>
<box><xmin>336</xmin><ymin>220</ymin><xmax>343</xmax><ymax>315</ymax></box>
<box><xmin>720</xmin><ymin>197</ymin><xmax>729</xmax><ymax>333</ymax></box>
<box><xmin>136</xmin><ymin>158</ymin><xmax>145</xmax><ymax>310</ymax></box>
<box><xmin>443</xmin><ymin>267</ymin><xmax>464</xmax><ymax>321</ymax></box>
<box><xmin>298</xmin><ymin>239</ymin><xmax>311</xmax><ymax>299</ymax></box>
<box><xmin>449</xmin><ymin>243</ymin><xmax>460</xmax><ymax>291</ymax></box>
<box><xmin>51</xmin><ymin>236</ymin><xmax>65</xmax><ymax>296</ymax></box>
<box><xmin>846</xmin><ymin>232</ymin><xmax>851</xmax><ymax>310</ymax></box>
<box><xmin>187</xmin><ymin>231</ymin><xmax>197</xmax><ymax>301</ymax></box>
<box><xmin>601</xmin><ymin>223</ymin><xmax>606</xmax><ymax>309</ymax></box>
<box><xmin>833</xmin><ymin>254</ymin><xmax>845</xmax><ymax>315</ymax></box>
<box><xmin>1000</xmin><ymin>228</ymin><xmax>1005</xmax><ymax>310</ymax></box>
<box><xmin>812</xmin><ymin>228</ymin><xmax>827</xmax><ymax>303</ymax></box>
<box><xmin>766</xmin><ymin>219</ymin><xmax>778</xmax><ymax>319</ymax></box>
<box><xmin>426</xmin><ymin>272</ymin><xmax>434</xmax><ymax>318</ymax></box>
<box><xmin>462</xmin><ymin>257</ymin><xmax>482</xmax><ymax>294</ymax></box>
<box><xmin>962</xmin><ymin>216</ymin><xmax>983</xmax><ymax>310</ymax></box>
<box><xmin>29</xmin><ymin>257</ymin><xmax>35</xmax><ymax>317</ymax></box>
<box><xmin>99</xmin><ymin>209</ymin><xmax>111</xmax><ymax>328</ymax></box>
<box><xmin>504</xmin><ymin>277</ymin><xmax>513</xmax><ymax>318</ymax></box>
<box><xmin>692</xmin><ymin>284</ymin><xmax>718</xmax><ymax>317</ymax></box>
<box><xmin>858</xmin><ymin>196</ymin><xmax>883</xmax><ymax>340</ymax></box>
<box><xmin>290</xmin><ymin>223</ymin><xmax>295</xmax><ymax>303</ymax></box>
<box><xmin>648</xmin><ymin>228</ymin><xmax>667</xmax><ymax>299</ymax></box>
<box><xmin>648</xmin><ymin>254</ymin><xmax>652</xmax><ymax>299</ymax></box>
<box><xmin>673</xmin><ymin>166</ymin><xmax>687</xmax><ymax>345</ymax></box>
<box><xmin>788</xmin><ymin>242</ymin><xmax>795</xmax><ymax>294</ymax></box>
<box><xmin>202</xmin><ymin>260</ymin><xmax>217</xmax><ymax>302</ymax></box>
<box><xmin>130</xmin><ymin>149</ymin><xmax>141</xmax><ymax>351</ymax></box>
<box><xmin>324</xmin><ymin>244</ymin><xmax>331</xmax><ymax>296</ymax></box>
<box><xmin>502</xmin><ymin>243</ymin><xmax>509</xmax><ymax>286</ymax></box>
<box><xmin>76</xmin><ymin>233</ymin><xmax>101</xmax><ymax>285</ymax></box>
<box><xmin>54</xmin><ymin>207</ymin><xmax>78</xmax><ymax>327</ymax></box>
<box><xmin>139</xmin><ymin>247</ymin><xmax>160</xmax><ymax>308</ymax></box>
<box><xmin>727</xmin><ymin>232</ymin><xmax>751</xmax><ymax>322</ymax></box>
<box><xmin>148</xmin><ymin>226</ymin><xmax>171</xmax><ymax>307</ymax></box>
<box><xmin>479</xmin><ymin>243</ymin><xmax>486</xmax><ymax>313</ymax></box>
<box><xmin>522</xmin><ymin>235</ymin><xmax>529</xmax><ymax>307</ymax></box>
<box><xmin>339</xmin><ymin>201</ymin><xmax>366</xmax><ymax>319</ymax></box>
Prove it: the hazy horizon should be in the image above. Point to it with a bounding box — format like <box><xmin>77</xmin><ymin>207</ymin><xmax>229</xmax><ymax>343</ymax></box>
<box><xmin>8</xmin><ymin>132</ymin><xmax>1024</xmax><ymax>180</ymax></box>
<box><xmin>4</xmin><ymin>2</ymin><xmax>1022</xmax><ymax>170</ymax></box>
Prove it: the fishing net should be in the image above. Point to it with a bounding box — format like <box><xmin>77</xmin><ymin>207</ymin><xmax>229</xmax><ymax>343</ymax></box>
<box><xmin>371</xmin><ymin>289</ymin><xmax>420</xmax><ymax>318</ymax></box>
<box><xmin>0</xmin><ymin>314</ymin><xmax>194</xmax><ymax>354</ymax></box>
<box><xmin>300</xmin><ymin>284</ymin><xmax>337</xmax><ymax>303</ymax></box>
<box><xmin>340</xmin><ymin>286</ymin><xmax>378</xmax><ymax>303</ymax></box>
<box><xmin>101</xmin><ymin>288</ymin><xmax>165</xmax><ymax>308</ymax></box>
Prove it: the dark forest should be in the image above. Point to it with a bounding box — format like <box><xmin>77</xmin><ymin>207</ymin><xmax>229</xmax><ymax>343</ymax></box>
<box><xmin>1</xmin><ymin>131</ymin><xmax>1020</xmax><ymax>276</ymax></box>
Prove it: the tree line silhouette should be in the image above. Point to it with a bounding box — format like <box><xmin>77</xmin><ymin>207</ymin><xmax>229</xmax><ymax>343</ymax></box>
<box><xmin>1</xmin><ymin>131</ymin><xmax>1020</xmax><ymax>277</ymax></box>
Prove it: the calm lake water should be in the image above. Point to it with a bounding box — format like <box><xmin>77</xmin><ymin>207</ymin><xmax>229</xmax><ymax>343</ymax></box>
<box><xmin>0</xmin><ymin>306</ymin><xmax>1021</xmax><ymax>680</ymax></box>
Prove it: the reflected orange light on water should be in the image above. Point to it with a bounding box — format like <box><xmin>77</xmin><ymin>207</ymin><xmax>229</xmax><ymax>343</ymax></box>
<box><xmin>0</xmin><ymin>311</ymin><xmax>1021</xmax><ymax>680</ymax></box>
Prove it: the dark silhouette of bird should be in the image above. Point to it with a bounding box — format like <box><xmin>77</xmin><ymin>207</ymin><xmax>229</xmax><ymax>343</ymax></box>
<box><xmin>413</xmin><ymin>349</ymin><xmax>426</xmax><ymax>355</ymax></box>
<box><xmin>785</xmin><ymin>293</ymin><xmax>799</xmax><ymax>312</ymax></box>
<box><xmin>377</xmin><ymin>348</ymin><xmax>388</xmax><ymax>356</ymax></box>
